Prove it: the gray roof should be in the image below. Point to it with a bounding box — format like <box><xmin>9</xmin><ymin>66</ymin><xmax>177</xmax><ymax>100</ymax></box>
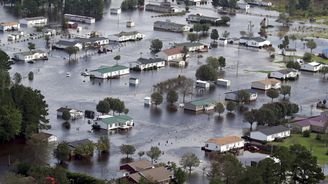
<box><xmin>257</xmin><ymin>125</ymin><xmax>290</xmax><ymax>135</ymax></box>
<box><xmin>174</xmin><ymin>42</ymin><xmax>204</xmax><ymax>48</ymax></box>
<box><xmin>225</xmin><ymin>89</ymin><xmax>257</xmax><ymax>95</ymax></box>
<box><xmin>55</xmin><ymin>40</ymin><xmax>80</xmax><ymax>47</ymax></box>
<box><xmin>154</xmin><ymin>21</ymin><xmax>186</xmax><ymax>28</ymax></box>
<box><xmin>116</xmin><ymin>31</ymin><xmax>140</xmax><ymax>37</ymax></box>
<box><xmin>76</xmin><ymin>37</ymin><xmax>108</xmax><ymax>43</ymax></box>
<box><xmin>15</xmin><ymin>50</ymin><xmax>45</xmax><ymax>56</ymax></box>
<box><xmin>240</xmin><ymin>37</ymin><xmax>266</xmax><ymax>42</ymax></box>
<box><xmin>68</xmin><ymin>139</ymin><xmax>92</xmax><ymax>149</ymax></box>
<box><xmin>277</xmin><ymin>68</ymin><xmax>298</xmax><ymax>74</ymax></box>
<box><xmin>137</xmin><ymin>58</ymin><xmax>164</xmax><ymax>64</ymax></box>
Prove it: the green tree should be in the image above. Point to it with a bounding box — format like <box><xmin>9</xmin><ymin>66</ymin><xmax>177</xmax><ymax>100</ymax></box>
<box><xmin>62</xmin><ymin>110</ymin><xmax>71</xmax><ymax>121</ymax></box>
<box><xmin>206</xmin><ymin>57</ymin><xmax>219</xmax><ymax>69</ymax></box>
<box><xmin>180</xmin><ymin>153</ymin><xmax>200</xmax><ymax>173</ymax></box>
<box><xmin>146</xmin><ymin>146</ymin><xmax>161</xmax><ymax>163</ymax></box>
<box><xmin>237</xmin><ymin>90</ymin><xmax>251</xmax><ymax>103</ymax></box>
<box><xmin>303</xmin><ymin>52</ymin><xmax>312</xmax><ymax>62</ymax></box>
<box><xmin>121</xmin><ymin>0</ymin><xmax>138</xmax><ymax>10</ymax></box>
<box><xmin>201</xmin><ymin>24</ymin><xmax>210</xmax><ymax>35</ymax></box>
<box><xmin>65</xmin><ymin>46</ymin><xmax>79</xmax><ymax>61</ymax></box>
<box><xmin>74</xmin><ymin>141</ymin><xmax>95</xmax><ymax>159</ymax></box>
<box><xmin>138</xmin><ymin>151</ymin><xmax>145</xmax><ymax>159</ymax></box>
<box><xmin>0</xmin><ymin>49</ymin><xmax>11</xmax><ymax>71</ymax></box>
<box><xmin>180</xmin><ymin>78</ymin><xmax>194</xmax><ymax>103</ymax></box>
<box><xmin>266</xmin><ymin>89</ymin><xmax>279</xmax><ymax>102</ymax></box>
<box><xmin>215</xmin><ymin>102</ymin><xmax>225</xmax><ymax>117</ymax></box>
<box><xmin>195</xmin><ymin>64</ymin><xmax>218</xmax><ymax>81</ymax></box>
<box><xmin>120</xmin><ymin>144</ymin><xmax>136</xmax><ymax>158</ymax></box>
<box><xmin>28</xmin><ymin>42</ymin><xmax>35</xmax><ymax>51</ymax></box>
<box><xmin>286</xmin><ymin>61</ymin><xmax>301</xmax><ymax>70</ymax></box>
<box><xmin>0</xmin><ymin>70</ymin><xmax>11</xmax><ymax>89</ymax></box>
<box><xmin>96</xmin><ymin>136</ymin><xmax>110</xmax><ymax>154</ymax></box>
<box><xmin>218</xmin><ymin>56</ymin><xmax>226</xmax><ymax>70</ymax></box>
<box><xmin>279</xmin><ymin>36</ymin><xmax>289</xmax><ymax>50</ymax></box>
<box><xmin>28</xmin><ymin>71</ymin><xmax>34</xmax><ymax>81</ymax></box>
<box><xmin>256</xmin><ymin>108</ymin><xmax>276</xmax><ymax>126</ymax></box>
<box><xmin>166</xmin><ymin>90</ymin><xmax>178</xmax><ymax>104</ymax></box>
<box><xmin>210</xmin><ymin>29</ymin><xmax>219</xmax><ymax>42</ymax></box>
<box><xmin>96</xmin><ymin>100</ymin><xmax>110</xmax><ymax>114</ymax></box>
<box><xmin>174</xmin><ymin>167</ymin><xmax>187</xmax><ymax>184</ymax></box>
<box><xmin>0</xmin><ymin>106</ymin><xmax>22</xmax><ymax>143</ymax></box>
<box><xmin>151</xmin><ymin>92</ymin><xmax>163</xmax><ymax>106</ymax></box>
<box><xmin>237</xmin><ymin>166</ymin><xmax>264</xmax><ymax>184</ymax></box>
<box><xmin>306</xmin><ymin>40</ymin><xmax>317</xmax><ymax>53</ymax></box>
<box><xmin>14</xmin><ymin>72</ymin><xmax>22</xmax><ymax>84</ymax></box>
<box><xmin>320</xmin><ymin>66</ymin><xmax>328</xmax><ymax>79</ymax></box>
<box><xmin>114</xmin><ymin>55</ymin><xmax>121</xmax><ymax>65</ymax></box>
<box><xmin>193</xmin><ymin>23</ymin><xmax>203</xmax><ymax>34</ymax></box>
<box><xmin>187</xmin><ymin>33</ymin><xmax>198</xmax><ymax>42</ymax></box>
<box><xmin>226</xmin><ymin>101</ymin><xmax>236</xmax><ymax>113</ymax></box>
<box><xmin>54</xmin><ymin>141</ymin><xmax>70</xmax><ymax>164</ymax></box>
<box><xmin>244</xmin><ymin>109</ymin><xmax>257</xmax><ymax>131</ymax></box>
<box><xmin>222</xmin><ymin>30</ymin><xmax>230</xmax><ymax>38</ymax></box>
<box><xmin>257</xmin><ymin>158</ymin><xmax>280</xmax><ymax>184</ymax></box>
<box><xmin>150</xmin><ymin>39</ymin><xmax>163</xmax><ymax>53</ymax></box>
<box><xmin>280</xmin><ymin>85</ymin><xmax>291</xmax><ymax>99</ymax></box>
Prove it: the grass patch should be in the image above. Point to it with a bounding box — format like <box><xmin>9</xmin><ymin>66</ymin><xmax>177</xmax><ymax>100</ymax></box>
<box><xmin>270</xmin><ymin>133</ymin><xmax>328</xmax><ymax>165</ymax></box>
<box><xmin>313</xmin><ymin>55</ymin><xmax>328</xmax><ymax>64</ymax></box>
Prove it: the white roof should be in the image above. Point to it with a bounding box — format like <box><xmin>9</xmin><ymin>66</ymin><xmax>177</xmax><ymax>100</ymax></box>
<box><xmin>306</xmin><ymin>62</ymin><xmax>322</xmax><ymax>66</ymax></box>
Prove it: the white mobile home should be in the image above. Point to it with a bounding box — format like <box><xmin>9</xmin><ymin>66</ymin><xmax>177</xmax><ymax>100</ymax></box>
<box><xmin>94</xmin><ymin>115</ymin><xmax>134</xmax><ymax>130</ymax></box>
<box><xmin>131</xmin><ymin>58</ymin><xmax>166</xmax><ymax>70</ymax></box>
<box><xmin>216</xmin><ymin>79</ymin><xmax>230</xmax><ymax>87</ymax></box>
<box><xmin>268</xmin><ymin>69</ymin><xmax>299</xmax><ymax>80</ymax></box>
<box><xmin>108</xmin><ymin>31</ymin><xmax>145</xmax><ymax>42</ymax></box>
<box><xmin>203</xmin><ymin>136</ymin><xmax>244</xmax><ymax>152</ymax></box>
<box><xmin>13</xmin><ymin>50</ymin><xmax>48</xmax><ymax>62</ymax></box>
<box><xmin>64</xmin><ymin>14</ymin><xmax>96</xmax><ymax>24</ymax></box>
<box><xmin>300</xmin><ymin>62</ymin><xmax>323</xmax><ymax>72</ymax></box>
<box><xmin>154</xmin><ymin>20</ymin><xmax>191</xmax><ymax>33</ymax></box>
<box><xmin>90</xmin><ymin>65</ymin><xmax>130</xmax><ymax>79</ymax></box>
<box><xmin>239</xmin><ymin>37</ymin><xmax>271</xmax><ymax>48</ymax></box>
<box><xmin>195</xmin><ymin>80</ymin><xmax>210</xmax><ymax>89</ymax></box>
<box><xmin>0</xmin><ymin>22</ymin><xmax>20</xmax><ymax>31</ymax></box>
<box><xmin>250</xmin><ymin>125</ymin><xmax>290</xmax><ymax>142</ymax></box>
<box><xmin>156</xmin><ymin>47</ymin><xmax>185</xmax><ymax>61</ymax></box>
<box><xmin>184</xmin><ymin>98</ymin><xmax>216</xmax><ymax>112</ymax></box>
<box><xmin>19</xmin><ymin>17</ymin><xmax>48</xmax><ymax>27</ymax></box>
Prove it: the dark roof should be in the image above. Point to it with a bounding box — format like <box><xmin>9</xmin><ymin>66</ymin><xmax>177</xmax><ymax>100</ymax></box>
<box><xmin>277</xmin><ymin>68</ymin><xmax>298</xmax><ymax>74</ymax></box>
<box><xmin>225</xmin><ymin>89</ymin><xmax>257</xmax><ymax>95</ymax></box>
<box><xmin>55</xmin><ymin>40</ymin><xmax>80</xmax><ymax>47</ymax></box>
<box><xmin>57</xmin><ymin>107</ymin><xmax>71</xmax><ymax>112</ymax></box>
<box><xmin>257</xmin><ymin>125</ymin><xmax>290</xmax><ymax>135</ymax></box>
<box><xmin>120</xmin><ymin>160</ymin><xmax>153</xmax><ymax>172</ymax></box>
<box><xmin>68</xmin><ymin>139</ymin><xmax>92</xmax><ymax>149</ymax></box>
<box><xmin>137</xmin><ymin>58</ymin><xmax>164</xmax><ymax>64</ymax></box>
<box><xmin>76</xmin><ymin>37</ymin><xmax>108</xmax><ymax>43</ymax></box>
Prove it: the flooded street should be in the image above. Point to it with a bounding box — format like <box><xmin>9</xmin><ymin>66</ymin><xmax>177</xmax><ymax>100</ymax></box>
<box><xmin>1</xmin><ymin>1</ymin><xmax>328</xmax><ymax>183</ymax></box>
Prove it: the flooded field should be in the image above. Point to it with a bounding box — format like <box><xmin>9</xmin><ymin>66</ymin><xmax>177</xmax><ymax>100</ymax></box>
<box><xmin>0</xmin><ymin>1</ymin><xmax>328</xmax><ymax>183</ymax></box>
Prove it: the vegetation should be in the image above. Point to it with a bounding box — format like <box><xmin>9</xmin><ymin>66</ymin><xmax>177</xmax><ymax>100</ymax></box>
<box><xmin>237</xmin><ymin>90</ymin><xmax>251</xmax><ymax>103</ymax></box>
<box><xmin>121</xmin><ymin>0</ymin><xmax>138</xmax><ymax>11</ymax></box>
<box><xmin>180</xmin><ymin>153</ymin><xmax>200</xmax><ymax>173</ymax></box>
<box><xmin>54</xmin><ymin>142</ymin><xmax>70</xmax><ymax>164</ymax></box>
<box><xmin>27</xmin><ymin>42</ymin><xmax>35</xmax><ymax>51</ymax></box>
<box><xmin>218</xmin><ymin>56</ymin><xmax>226</xmax><ymax>70</ymax></box>
<box><xmin>14</xmin><ymin>72</ymin><xmax>22</xmax><ymax>84</ymax></box>
<box><xmin>319</xmin><ymin>66</ymin><xmax>328</xmax><ymax>79</ymax></box>
<box><xmin>266</xmin><ymin>89</ymin><xmax>280</xmax><ymax>102</ymax></box>
<box><xmin>74</xmin><ymin>141</ymin><xmax>95</xmax><ymax>159</ymax></box>
<box><xmin>187</xmin><ymin>33</ymin><xmax>199</xmax><ymax>42</ymax></box>
<box><xmin>166</xmin><ymin>90</ymin><xmax>178</xmax><ymax>105</ymax></box>
<box><xmin>196</xmin><ymin>64</ymin><xmax>218</xmax><ymax>81</ymax></box>
<box><xmin>120</xmin><ymin>144</ymin><xmax>136</xmax><ymax>158</ymax></box>
<box><xmin>215</xmin><ymin>102</ymin><xmax>225</xmax><ymax>117</ymax></box>
<box><xmin>28</xmin><ymin>71</ymin><xmax>34</xmax><ymax>81</ymax></box>
<box><xmin>306</xmin><ymin>40</ymin><xmax>317</xmax><ymax>53</ymax></box>
<box><xmin>303</xmin><ymin>52</ymin><xmax>312</xmax><ymax>62</ymax></box>
<box><xmin>146</xmin><ymin>146</ymin><xmax>161</xmax><ymax>163</ymax></box>
<box><xmin>114</xmin><ymin>55</ymin><xmax>121</xmax><ymax>65</ymax></box>
<box><xmin>286</xmin><ymin>61</ymin><xmax>301</xmax><ymax>70</ymax></box>
<box><xmin>244</xmin><ymin>109</ymin><xmax>257</xmax><ymax>131</ymax></box>
<box><xmin>150</xmin><ymin>39</ymin><xmax>163</xmax><ymax>53</ymax></box>
<box><xmin>226</xmin><ymin>101</ymin><xmax>236</xmax><ymax>113</ymax></box>
<box><xmin>96</xmin><ymin>100</ymin><xmax>110</xmax><ymax>114</ymax></box>
<box><xmin>210</xmin><ymin>29</ymin><xmax>219</xmax><ymax>42</ymax></box>
<box><xmin>64</xmin><ymin>0</ymin><xmax>105</xmax><ymax>20</ymax></box>
<box><xmin>65</xmin><ymin>46</ymin><xmax>79</xmax><ymax>61</ymax></box>
<box><xmin>96</xmin><ymin>136</ymin><xmax>110</xmax><ymax>154</ymax></box>
<box><xmin>280</xmin><ymin>85</ymin><xmax>291</xmax><ymax>99</ymax></box>
<box><xmin>151</xmin><ymin>92</ymin><xmax>163</xmax><ymax>106</ymax></box>
<box><xmin>212</xmin><ymin>0</ymin><xmax>237</xmax><ymax>8</ymax></box>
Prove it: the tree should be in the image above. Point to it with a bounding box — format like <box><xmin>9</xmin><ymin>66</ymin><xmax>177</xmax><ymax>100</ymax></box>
<box><xmin>280</xmin><ymin>85</ymin><xmax>291</xmax><ymax>99</ymax></box>
<box><xmin>244</xmin><ymin>109</ymin><xmax>257</xmax><ymax>131</ymax></box>
<box><xmin>206</xmin><ymin>57</ymin><xmax>219</xmax><ymax>69</ymax></box>
<box><xmin>303</xmin><ymin>52</ymin><xmax>312</xmax><ymax>62</ymax></box>
<box><xmin>138</xmin><ymin>151</ymin><xmax>145</xmax><ymax>159</ymax></box>
<box><xmin>195</xmin><ymin>64</ymin><xmax>218</xmax><ymax>81</ymax></box>
<box><xmin>286</xmin><ymin>61</ymin><xmax>301</xmax><ymax>70</ymax></box>
<box><xmin>187</xmin><ymin>33</ymin><xmax>198</xmax><ymax>42</ymax></box>
<box><xmin>62</xmin><ymin>110</ymin><xmax>71</xmax><ymax>122</ymax></box>
<box><xmin>180</xmin><ymin>78</ymin><xmax>194</xmax><ymax>103</ymax></box>
<box><xmin>166</xmin><ymin>90</ymin><xmax>178</xmax><ymax>105</ymax></box>
<box><xmin>96</xmin><ymin>136</ymin><xmax>110</xmax><ymax>154</ymax></box>
<box><xmin>201</xmin><ymin>24</ymin><xmax>210</xmax><ymax>35</ymax></box>
<box><xmin>114</xmin><ymin>55</ymin><xmax>121</xmax><ymax>65</ymax></box>
<box><xmin>279</xmin><ymin>36</ymin><xmax>289</xmax><ymax>49</ymax></box>
<box><xmin>237</xmin><ymin>166</ymin><xmax>264</xmax><ymax>184</ymax></box>
<box><xmin>28</xmin><ymin>42</ymin><xmax>35</xmax><ymax>51</ymax></box>
<box><xmin>121</xmin><ymin>0</ymin><xmax>138</xmax><ymax>10</ymax></box>
<box><xmin>28</xmin><ymin>71</ymin><xmax>34</xmax><ymax>81</ymax></box>
<box><xmin>237</xmin><ymin>90</ymin><xmax>251</xmax><ymax>103</ymax></box>
<box><xmin>257</xmin><ymin>158</ymin><xmax>280</xmax><ymax>184</ymax></box>
<box><xmin>65</xmin><ymin>46</ymin><xmax>79</xmax><ymax>61</ymax></box>
<box><xmin>0</xmin><ymin>106</ymin><xmax>22</xmax><ymax>143</ymax></box>
<box><xmin>174</xmin><ymin>167</ymin><xmax>187</xmax><ymax>184</ymax></box>
<box><xmin>0</xmin><ymin>49</ymin><xmax>11</xmax><ymax>71</ymax></box>
<box><xmin>226</xmin><ymin>101</ymin><xmax>236</xmax><ymax>113</ymax></box>
<box><xmin>14</xmin><ymin>72</ymin><xmax>22</xmax><ymax>84</ymax></box>
<box><xmin>74</xmin><ymin>141</ymin><xmax>95</xmax><ymax>159</ymax></box>
<box><xmin>266</xmin><ymin>89</ymin><xmax>279</xmax><ymax>102</ymax></box>
<box><xmin>222</xmin><ymin>30</ymin><xmax>230</xmax><ymax>38</ymax></box>
<box><xmin>193</xmin><ymin>23</ymin><xmax>203</xmax><ymax>34</ymax></box>
<box><xmin>146</xmin><ymin>146</ymin><xmax>161</xmax><ymax>163</ymax></box>
<box><xmin>54</xmin><ymin>141</ymin><xmax>70</xmax><ymax>164</ymax></box>
<box><xmin>218</xmin><ymin>56</ymin><xmax>226</xmax><ymax>70</ymax></box>
<box><xmin>210</xmin><ymin>29</ymin><xmax>219</xmax><ymax>42</ymax></box>
<box><xmin>208</xmin><ymin>154</ymin><xmax>244</xmax><ymax>184</ymax></box>
<box><xmin>180</xmin><ymin>153</ymin><xmax>200</xmax><ymax>173</ymax></box>
<box><xmin>255</xmin><ymin>108</ymin><xmax>276</xmax><ymax>126</ymax></box>
<box><xmin>215</xmin><ymin>102</ymin><xmax>225</xmax><ymax>117</ymax></box>
<box><xmin>120</xmin><ymin>144</ymin><xmax>136</xmax><ymax>158</ymax></box>
<box><xmin>306</xmin><ymin>40</ymin><xmax>317</xmax><ymax>53</ymax></box>
<box><xmin>150</xmin><ymin>39</ymin><xmax>163</xmax><ymax>53</ymax></box>
<box><xmin>151</xmin><ymin>92</ymin><xmax>163</xmax><ymax>106</ymax></box>
<box><xmin>96</xmin><ymin>100</ymin><xmax>110</xmax><ymax>114</ymax></box>
<box><xmin>320</xmin><ymin>66</ymin><xmax>328</xmax><ymax>79</ymax></box>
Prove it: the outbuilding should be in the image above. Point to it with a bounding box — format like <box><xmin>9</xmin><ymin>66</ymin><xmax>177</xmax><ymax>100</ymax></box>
<box><xmin>250</xmin><ymin>125</ymin><xmax>290</xmax><ymax>142</ymax></box>
<box><xmin>268</xmin><ymin>69</ymin><xmax>299</xmax><ymax>80</ymax></box>
<box><xmin>19</xmin><ymin>17</ymin><xmax>48</xmax><ymax>27</ymax></box>
<box><xmin>251</xmin><ymin>79</ymin><xmax>281</xmax><ymax>90</ymax></box>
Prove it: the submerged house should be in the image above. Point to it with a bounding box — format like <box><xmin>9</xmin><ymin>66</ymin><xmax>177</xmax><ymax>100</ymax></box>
<box><xmin>186</xmin><ymin>14</ymin><xmax>221</xmax><ymax>25</ymax></box>
<box><xmin>225</xmin><ymin>89</ymin><xmax>258</xmax><ymax>102</ymax></box>
<box><xmin>239</xmin><ymin>37</ymin><xmax>271</xmax><ymax>48</ymax></box>
<box><xmin>108</xmin><ymin>31</ymin><xmax>145</xmax><ymax>42</ymax></box>
<box><xmin>250</xmin><ymin>125</ymin><xmax>290</xmax><ymax>142</ymax></box>
<box><xmin>89</xmin><ymin>65</ymin><xmax>130</xmax><ymax>79</ymax></box>
<box><xmin>56</xmin><ymin>107</ymin><xmax>84</xmax><ymax>120</ymax></box>
<box><xmin>0</xmin><ymin>22</ymin><xmax>20</xmax><ymax>31</ymax></box>
<box><xmin>153</xmin><ymin>20</ymin><xmax>191</xmax><ymax>33</ymax></box>
<box><xmin>124</xmin><ymin>166</ymin><xmax>173</xmax><ymax>184</ymax></box>
<box><xmin>184</xmin><ymin>98</ymin><xmax>216</xmax><ymax>112</ymax></box>
<box><xmin>13</xmin><ymin>50</ymin><xmax>48</xmax><ymax>62</ymax></box>
<box><xmin>130</xmin><ymin>58</ymin><xmax>166</xmax><ymax>70</ymax></box>
<box><xmin>251</xmin><ymin>79</ymin><xmax>281</xmax><ymax>90</ymax></box>
<box><xmin>173</xmin><ymin>42</ymin><xmax>208</xmax><ymax>52</ymax></box>
<box><xmin>53</xmin><ymin>40</ymin><xmax>83</xmax><ymax>50</ymax></box>
<box><xmin>300</xmin><ymin>62</ymin><xmax>323</xmax><ymax>72</ymax></box>
<box><xmin>203</xmin><ymin>136</ymin><xmax>244</xmax><ymax>152</ymax></box>
<box><xmin>156</xmin><ymin>47</ymin><xmax>185</xmax><ymax>61</ymax></box>
<box><xmin>64</xmin><ymin>14</ymin><xmax>96</xmax><ymax>24</ymax></box>
<box><xmin>19</xmin><ymin>16</ymin><xmax>48</xmax><ymax>27</ymax></box>
<box><xmin>93</xmin><ymin>115</ymin><xmax>134</xmax><ymax>130</ymax></box>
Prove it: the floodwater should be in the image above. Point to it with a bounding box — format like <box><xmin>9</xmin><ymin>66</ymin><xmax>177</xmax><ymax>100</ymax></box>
<box><xmin>0</xmin><ymin>1</ymin><xmax>328</xmax><ymax>183</ymax></box>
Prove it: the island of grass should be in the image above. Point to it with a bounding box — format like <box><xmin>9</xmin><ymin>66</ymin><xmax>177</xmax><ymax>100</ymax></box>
<box><xmin>270</xmin><ymin>133</ymin><xmax>328</xmax><ymax>165</ymax></box>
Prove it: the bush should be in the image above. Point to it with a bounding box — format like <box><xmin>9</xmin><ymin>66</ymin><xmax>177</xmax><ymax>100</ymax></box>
<box><xmin>63</xmin><ymin>121</ymin><xmax>71</xmax><ymax>129</ymax></box>
<box><xmin>302</xmin><ymin>130</ymin><xmax>310</xmax><ymax>137</ymax></box>
<box><xmin>316</xmin><ymin>133</ymin><xmax>322</xmax><ymax>140</ymax></box>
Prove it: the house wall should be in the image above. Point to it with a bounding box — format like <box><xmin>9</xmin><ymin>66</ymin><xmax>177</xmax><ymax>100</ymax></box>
<box><xmin>205</xmin><ymin>141</ymin><xmax>244</xmax><ymax>152</ymax></box>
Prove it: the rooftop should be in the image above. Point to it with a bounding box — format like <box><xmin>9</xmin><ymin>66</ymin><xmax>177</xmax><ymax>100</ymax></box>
<box><xmin>162</xmin><ymin>47</ymin><xmax>183</xmax><ymax>56</ymax></box>
<box><xmin>154</xmin><ymin>20</ymin><xmax>186</xmax><ymax>28</ymax></box>
<box><xmin>206</xmin><ymin>136</ymin><xmax>243</xmax><ymax>145</ymax></box>
<box><xmin>91</xmin><ymin>65</ymin><xmax>129</xmax><ymax>74</ymax></box>
<box><xmin>23</xmin><ymin>16</ymin><xmax>47</xmax><ymax>21</ymax></box>
<box><xmin>187</xmin><ymin>98</ymin><xmax>215</xmax><ymax>106</ymax></box>
<box><xmin>137</xmin><ymin>58</ymin><xmax>164</xmax><ymax>64</ymax></box>
<box><xmin>55</xmin><ymin>40</ymin><xmax>81</xmax><ymax>47</ymax></box>
<box><xmin>128</xmin><ymin>167</ymin><xmax>172</xmax><ymax>183</ymax></box>
<box><xmin>174</xmin><ymin>42</ymin><xmax>205</xmax><ymax>48</ymax></box>
<box><xmin>99</xmin><ymin>115</ymin><xmax>133</xmax><ymax>125</ymax></box>
<box><xmin>116</xmin><ymin>31</ymin><xmax>141</xmax><ymax>37</ymax></box>
<box><xmin>225</xmin><ymin>89</ymin><xmax>257</xmax><ymax>95</ymax></box>
<box><xmin>15</xmin><ymin>50</ymin><xmax>46</xmax><ymax>56</ymax></box>
<box><xmin>57</xmin><ymin>107</ymin><xmax>72</xmax><ymax>112</ymax></box>
<box><xmin>121</xmin><ymin>160</ymin><xmax>153</xmax><ymax>172</ymax></box>
<box><xmin>256</xmin><ymin>125</ymin><xmax>290</xmax><ymax>136</ymax></box>
<box><xmin>277</xmin><ymin>68</ymin><xmax>298</xmax><ymax>74</ymax></box>
<box><xmin>68</xmin><ymin>139</ymin><xmax>93</xmax><ymax>149</ymax></box>
<box><xmin>252</xmin><ymin>79</ymin><xmax>281</xmax><ymax>85</ymax></box>
<box><xmin>0</xmin><ymin>22</ymin><xmax>19</xmax><ymax>26</ymax></box>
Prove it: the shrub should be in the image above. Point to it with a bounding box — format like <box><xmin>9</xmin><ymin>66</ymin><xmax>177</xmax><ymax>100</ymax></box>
<box><xmin>316</xmin><ymin>133</ymin><xmax>322</xmax><ymax>140</ymax></box>
<box><xmin>302</xmin><ymin>130</ymin><xmax>310</xmax><ymax>137</ymax></box>
<box><xmin>63</xmin><ymin>121</ymin><xmax>71</xmax><ymax>129</ymax></box>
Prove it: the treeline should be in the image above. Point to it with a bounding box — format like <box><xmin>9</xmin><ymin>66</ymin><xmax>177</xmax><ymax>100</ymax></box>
<box><xmin>64</xmin><ymin>0</ymin><xmax>105</xmax><ymax>20</ymax></box>
<box><xmin>281</xmin><ymin>0</ymin><xmax>328</xmax><ymax>17</ymax></box>
<box><xmin>0</xmin><ymin>50</ymin><xmax>49</xmax><ymax>143</ymax></box>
